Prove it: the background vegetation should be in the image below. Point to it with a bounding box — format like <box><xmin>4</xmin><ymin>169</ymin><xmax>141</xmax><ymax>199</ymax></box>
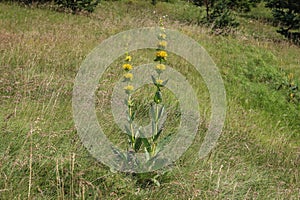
<box><xmin>0</xmin><ymin>0</ymin><xmax>299</xmax><ymax>199</ymax></box>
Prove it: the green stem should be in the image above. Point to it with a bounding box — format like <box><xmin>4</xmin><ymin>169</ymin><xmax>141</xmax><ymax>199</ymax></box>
<box><xmin>152</xmin><ymin>103</ymin><xmax>159</xmax><ymax>156</ymax></box>
<box><xmin>151</xmin><ymin>61</ymin><xmax>162</xmax><ymax>156</ymax></box>
<box><xmin>128</xmin><ymin>94</ymin><xmax>135</xmax><ymax>149</ymax></box>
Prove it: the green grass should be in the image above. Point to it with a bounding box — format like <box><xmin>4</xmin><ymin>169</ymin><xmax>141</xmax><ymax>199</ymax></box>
<box><xmin>1</xmin><ymin>1</ymin><xmax>300</xmax><ymax>199</ymax></box>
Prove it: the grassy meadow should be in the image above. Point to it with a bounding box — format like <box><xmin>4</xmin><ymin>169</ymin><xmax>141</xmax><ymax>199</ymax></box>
<box><xmin>0</xmin><ymin>0</ymin><xmax>300</xmax><ymax>199</ymax></box>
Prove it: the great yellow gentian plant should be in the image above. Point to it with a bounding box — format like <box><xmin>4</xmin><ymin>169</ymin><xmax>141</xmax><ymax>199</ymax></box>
<box><xmin>124</xmin><ymin>18</ymin><xmax>169</xmax><ymax>161</ymax></box>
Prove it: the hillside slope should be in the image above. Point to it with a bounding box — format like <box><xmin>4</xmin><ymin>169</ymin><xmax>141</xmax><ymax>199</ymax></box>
<box><xmin>0</xmin><ymin>1</ymin><xmax>299</xmax><ymax>199</ymax></box>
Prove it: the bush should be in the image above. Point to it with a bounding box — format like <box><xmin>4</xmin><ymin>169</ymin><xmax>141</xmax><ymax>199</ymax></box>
<box><xmin>192</xmin><ymin>0</ymin><xmax>239</xmax><ymax>34</ymax></box>
<box><xmin>209</xmin><ymin>1</ymin><xmax>239</xmax><ymax>34</ymax></box>
<box><xmin>226</xmin><ymin>0</ymin><xmax>261</xmax><ymax>12</ymax></box>
<box><xmin>55</xmin><ymin>0</ymin><xmax>100</xmax><ymax>13</ymax></box>
<box><xmin>265</xmin><ymin>0</ymin><xmax>300</xmax><ymax>44</ymax></box>
<box><xmin>4</xmin><ymin>0</ymin><xmax>100</xmax><ymax>13</ymax></box>
<box><xmin>3</xmin><ymin>0</ymin><xmax>52</xmax><ymax>4</ymax></box>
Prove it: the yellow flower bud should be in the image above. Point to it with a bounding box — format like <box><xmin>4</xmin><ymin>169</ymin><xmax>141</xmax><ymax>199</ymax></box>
<box><xmin>125</xmin><ymin>55</ymin><xmax>132</xmax><ymax>62</ymax></box>
<box><xmin>156</xmin><ymin>51</ymin><xmax>167</xmax><ymax>59</ymax></box>
<box><xmin>155</xmin><ymin>64</ymin><xmax>166</xmax><ymax>71</ymax></box>
<box><xmin>122</xmin><ymin>64</ymin><xmax>133</xmax><ymax>71</ymax></box>
<box><xmin>124</xmin><ymin>85</ymin><xmax>134</xmax><ymax>92</ymax></box>
<box><xmin>156</xmin><ymin>79</ymin><xmax>163</xmax><ymax>85</ymax></box>
<box><xmin>159</xmin><ymin>33</ymin><xmax>167</xmax><ymax>39</ymax></box>
<box><xmin>158</xmin><ymin>41</ymin><xmax>167</xmax><ymax>48</ymax></box>
<box><xmin>124</xmin><ymin>73</ymin><xmax>133</xmax><ymax>80</ymax></box>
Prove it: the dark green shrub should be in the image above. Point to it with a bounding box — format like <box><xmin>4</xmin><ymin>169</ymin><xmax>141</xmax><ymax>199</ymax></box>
<box><xmin>226</xmin><ymin>0</ymin><xmax>261</xmax><ymax>12</ymax></box>
<box><xmin>55</xmin><ymin>0</ymin><xmax>100</xmax><ymax>13</ymax></box>
<box><xmin>3</xmin><ymin>0</ymin><xmax>52</xmax><ymax>5</ymax></box>
<box><xmin>151</xmin><ymin>0</ymin><xmax>176</xmax><ymax>5</ymax></box>
<box><xmin>265</xmin><ymin>0</ymin><xmax>300</xmax><ymax>44</ymax></box>
<box><xmin>192</xmin><ymin>0</ymin><xmax>239</xmax><ymax>34</ymax></box>
<box><xmin>3</xmin><ymin>0</ymin><xmax>100</xmax><ymax>13</ymax></box>
<box><xmin>209</xmin><ymin>1</ymin><xmax>239</xmax><ymax>34</ymax></box>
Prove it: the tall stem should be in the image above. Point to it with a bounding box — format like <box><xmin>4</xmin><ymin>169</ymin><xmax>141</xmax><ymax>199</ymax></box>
<box><xmin>128</xmin><ymin>94</ymin><xmax>135</xmax><ymax>149</ymax></box>
<box><xmin>151</xmin><ymin>63</ymin><xmax>162</xmax><ymax>156</ymax></box>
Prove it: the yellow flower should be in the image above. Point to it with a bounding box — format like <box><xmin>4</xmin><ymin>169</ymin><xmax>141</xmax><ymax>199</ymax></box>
<box><xmin>288</xmin><ymin>73</ymin><xmax>294</xmax><ymax>80</ymax></box>
<box><xmin>290</xmin><ymin>82</ymin><xmax>295</xmax><ymax>87</ymax></box>
<box><xmin>159</xmin><ymin>17</ymin><xmax>163</xmax><ymax>24</ymax></box>
<box><xmin>156</xmin><ymin>79</ymin><xmax>163</xmax><ymax>85</ymax></box>
<box><xmin>290</xmin><ymin>93</ymin><xmax>295</xmax><ymax>98</ymax></box>
<box><xmin>124</xmin><ymin>85</ymin><xmax>134</xmax><ymax>92</ymax></box>
<box><xmin>127</xmin><ymin>99</ymin><xmax>133</xmax><ymax>107</ymax></box>
<box><xmin>155</xmin><ymin>64</ymin><xmax>166</xmax><ymax>71</ymax></box>
<box><xmin>156</xmin><ymin>51</ymin><xmax>167</xmax><ymax>59</ymax></box>
<box><xmin>159</xmin><ymin>33</ymin><xmax>167</xmax><ymax>39</ymax></box>
<box><xmin>124</xmin><ymin>73</ymin><xmax>133</xmax><ymax>80</ymax></box>
<box><xmin>125</xmin><ymin>55</ymin><xmax>132</xmax><ymax>62</ymax></box>
<box><xmin>158</xmin><ymin>41</ymin><xmax>167</xmax><ymax>48</ymax></box>
<box><xmin>122</xmin><ymin>64</ymin><xmax>133</xmax><ymax>71</ymax></box>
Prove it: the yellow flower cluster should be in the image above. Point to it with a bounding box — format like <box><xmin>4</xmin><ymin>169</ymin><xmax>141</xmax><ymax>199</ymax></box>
<box><xmin>125</xmin><ymin>55</ymin><xmax>132</xmax><ymax>62</ymax></box>
<box><xmin>159</xmin><ymin>33</ymin><xmax>167</xmax><ymax>40</ymax></box>
<box><xmin>158</xmin><ymin>41</ymin><xmax>167</xmax><ymax>48</ymax></box>
<box><xmin>152</xmin><ymin>17</ymin><xmax>168</xmax><ymax>105</ymax></box>
<box><xmin>155</xmin><ymin>64</ymin><xmax>166</xmax><ymax>74</ymax></box>
<box><xmin>122</xmin><ymin>63</ymin><xmax>133</xmax><ymax>71</ymax></box>
<box><xmin>124</xmin><ymin>85</ymin><xmax>134</xmax><ymax>92</ymax></box>
<box><xmin>156</xmin><ymin>17</ymin><xmax>167</xmax><ymax>62</ymax></box>
<box><xmin>124</xmin><ymin>73</ymin><xmax>133</xmax><ymax>80</ymax></box>
<box><xmin>156</xmin><ymin>64</ymin><xmax>166</xmax><ymax>71</ymax></box>
<box><xmin>288</xmin><ymin>73</ymin><xmax>294</xmax><ymax>80</ymax></box>
<box><xmin>123</xmin><ymin>54</ymin><xmax>134</xmax><ymax>94</ymax></box>
<box><xmin>156</xmin><ymin>79</ymin><xmax>163</xmax><ymax>85</ymax></box>
<box><xmin>156</xmin><ymin>51</ymin><xmax>168</xmax><ymax>59</ymax></box>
